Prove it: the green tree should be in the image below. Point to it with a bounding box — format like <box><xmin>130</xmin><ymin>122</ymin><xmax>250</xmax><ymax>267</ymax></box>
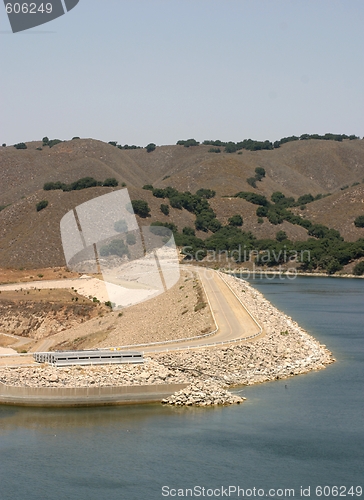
<box><xmin>42</xmin><ymin>137</ymin><xmax>49</xmax><ymax>146</ymax></box>
<box><xmin>146</xmin><ymin>143</ymin><xmax>156</xmax><ymax>153</ymax></box>
<box><xmin>131</xmin><ymin>200</ymin><xmax>151</xmax><ymax>218</ymax></box>
<box><xmin>254</xmin><ymin>167</ymin><xmax>266</xmax><ymax>180</ymax></box>
<box><xmin>297</xmin><ymin>193</ymin><xmax>314</xmax><ymax>205</ymax></box>
<box><xmin>183</xmin><ymin>227</ymin><xmax>195</xmax><ymax>236</ymax></box>
<box><xmin>103</xmin><ymin>178</ymin><xmax>118</xmax><ymax>187</ymax></box>
<box><xmin>276</xmin><ymin>230</ymin><xmax>288</xmax><ymax>242</ymax></box>
<box><xmin>256</xmin><ymin>206</ymin><xmax>268</xmax><ymax>217</ymax></box>
<box><xmin>208</xmin><ymin>219</ymin><xmax>222</xmax><ymax>233</ymax></box>
<box><xmin>271</xmin><ymin>191</ymin><xmax>285</xmax><ymax>203</ymax></box>
<box><xmin>353</xmin><ymin>261</ymin><xmax>364</xmax><ymax>276</ymax></box>
<box><xmin>267</xmin><ymin>210</ymin><xmax>284</xmax><ymax>225</ymax></box>
<box><xmin>169</xmin><ymin>197</ymin><xmax>183</xmax><ymax>209</ymax></box>
<box><xmin>176</xmin><ymin>139</ymin><xmax>199</xmax><ymax>147</ymax></box>
<box><xmin>228</xmin><ymin>214</ymin><xmax>243</xmax><ymax>226</ymax></box>
<box><xmin>354</xmin><ymin>215</ymin><xmax>364</xmax><ymax>228</ymax></box>
<box><xmin>152</xmin><ymin>188</ymin><xmax>166</xmax><ymax>198</ymax></box>
<box><xmin>326</xmin><ymin>258</ymin><xmax>343</xmax><ymax>275</ymax></box>
<box><xmin>14</xmin><ymin>142</ymin><xmax>27</xmax><ymax>150</ymax></box>
<box><xmin>224</xmin><ymin>142</ymin><xmax>237</xmax><ymax>153</ymax></box>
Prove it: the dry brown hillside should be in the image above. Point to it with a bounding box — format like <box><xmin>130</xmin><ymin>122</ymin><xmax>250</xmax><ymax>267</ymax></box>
<box><xmin>1</xmin><ymin>138</ymin><xmax>364</xmax><ymax>268</ymax></box>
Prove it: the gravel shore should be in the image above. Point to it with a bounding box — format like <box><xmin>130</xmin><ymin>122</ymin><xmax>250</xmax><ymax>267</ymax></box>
<box><xmin>0</xmin><ymin>273</ymin><xmax>334</xmax><ymax>406</ymax></box>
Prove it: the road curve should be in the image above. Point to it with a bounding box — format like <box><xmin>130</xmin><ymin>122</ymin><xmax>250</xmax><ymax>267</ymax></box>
<box><xmin>139</xmin><ymin>267</ymin><xmax>262</xmax><ymax>353</ymax></box>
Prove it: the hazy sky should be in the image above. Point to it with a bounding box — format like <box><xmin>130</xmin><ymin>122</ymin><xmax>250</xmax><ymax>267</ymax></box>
<box><xmin>1</xmin><ymin>0</ymin><xmax>363</xmax><ymax>146</ymax></box>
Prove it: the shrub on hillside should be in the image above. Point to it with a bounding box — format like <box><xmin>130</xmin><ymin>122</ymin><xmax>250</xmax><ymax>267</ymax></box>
<box><xmin>196</xmin><ymin>188</ymin><xmax>216</xmax><ymax>199</ymax></box>
<box><xmin>150</xmin><ymin>221</ymin><xmax>178</xmax><ymax>233</ymax></box>
<box><xmin>131</xmin><ymin>200</ymin><xmax>150</xmax><ymax>218</ymax></box>
<box><xmin>36</xmin><ymin>200</ymin><xmax>48</xmax><ymax>212</ymax></box>
<box><xmin>14</xmin><ymin>142</ymin><xmax>27</xmax><ymax>149</ymax></box>
<box><xmin>43</xmin><ymin>177</ymin><xmax>114</xmax><ymax>192</ymax></box>
<box><xmin>48</xmin><ymin>139</ymin><xmax>62</xmax><ymax>148</ymax></box>
<box><xmin>297</xmin><ymin>193</ymin><xmax>314</xmax><ymax>205</ymax></box>
<box><xmin>235</xmin><ymin>192</ymin><xmax>269</xmax><ymax>206</ymax></box>
<box><xmin>160</xmin><ymin>204</ymin><xmax>170</xmax><ymax>216</ymax></box>
<box><xmin>103</xmin><ymin>178</ymin><xmax>118</xmax><ymax>187</ymax></box>
<box><xmin>44</xmin><ymin>181</ymin><xmax>66</xmax><ymax>191</ymax></box>
<box><xmin>146</xmin><ymin>143</ymin><xmax>156</xmax><ymax>153</ymax></box>
<box><xmin>70</xmin><ymin>177</ymin><xmax>98</xmax><ymax>190</ymax></box>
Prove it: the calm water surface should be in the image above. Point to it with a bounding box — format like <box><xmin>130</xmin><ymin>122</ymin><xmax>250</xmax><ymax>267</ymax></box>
<box><xmin>0</xmin><ymin>277</ymin><xmax>363</xmax><ymax>500</ymax></box>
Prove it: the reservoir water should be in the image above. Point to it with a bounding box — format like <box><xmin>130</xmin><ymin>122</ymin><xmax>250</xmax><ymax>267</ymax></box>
<box><xmin>0</xmin><ymin>277</ymin><xmax>363</xmax><ymax>499</ymax></box>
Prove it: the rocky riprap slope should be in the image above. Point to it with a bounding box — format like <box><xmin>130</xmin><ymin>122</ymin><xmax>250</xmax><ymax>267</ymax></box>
<box><xmin>0</xmin><ymin>273</ymin><xmax>334</xmax><ymax>406</ymax></box>
<box><xmin>0</xmin><ymin>359</ymin><xmax>191</xmax><ymax>388</ymax></box>
<box><xmin>162</xmin><ymin>379</ymin><xmax>245</xmax><ymax>406</ymax></box>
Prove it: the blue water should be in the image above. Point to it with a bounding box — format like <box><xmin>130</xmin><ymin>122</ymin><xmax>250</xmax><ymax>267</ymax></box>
<box><xmin>0</xmin><ymin>277</ymin><xmax>363</xmax><ymax>500</ymax></box>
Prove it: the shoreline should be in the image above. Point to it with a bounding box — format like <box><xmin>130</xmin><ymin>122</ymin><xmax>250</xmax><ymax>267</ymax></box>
<box><xmin>218</xmin><ymin>268</ymin><xmax>364</xmax><ymax>280</ymax></box>
<box><xmin>0</xmin><ymin>273</ymin><xmax>335</xmax><ymax>407</ymax></box>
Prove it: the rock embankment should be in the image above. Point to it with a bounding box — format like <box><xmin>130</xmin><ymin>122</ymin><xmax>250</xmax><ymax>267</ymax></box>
<box><xmin>0</xmin><ymin>359</ymin><xmax>191</xmax><ymax>388</ymax></box>
<box><xmin>0</xmin><ymin>273</ymin><xmax>335</xmax><ymax>406</ymax></box>
<box><xmin>162</xmin><ymin>380</ymin><xmax>245</xmax><ymax>406</ymax></box>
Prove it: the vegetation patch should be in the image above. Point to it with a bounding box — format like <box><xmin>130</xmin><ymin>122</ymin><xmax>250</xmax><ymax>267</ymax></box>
<box><xmin>43</xmin><ymin>177</ymin><xmax>119</xmax><ymax>191</ymax></box>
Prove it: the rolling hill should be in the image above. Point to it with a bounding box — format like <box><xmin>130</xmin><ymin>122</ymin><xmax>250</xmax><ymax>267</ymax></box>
<box><xmin>1</xmin><ymin>137</ymin><xmax>364</xmax><ymax>269</ymax></box>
